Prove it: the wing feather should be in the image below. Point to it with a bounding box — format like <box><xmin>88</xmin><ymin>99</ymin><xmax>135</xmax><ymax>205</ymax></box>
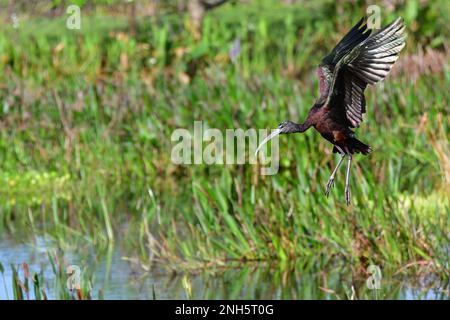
<box><xmin>317</xmin><ymin>17</ymin><xmax>371</xmax><ymax>101</ymax></box>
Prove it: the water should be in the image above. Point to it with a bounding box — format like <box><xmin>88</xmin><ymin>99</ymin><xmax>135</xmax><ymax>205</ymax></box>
<box><xmin>0</xmin><ymin>236</ymin><xmax>448</xmax><ymax>300</ymax></box>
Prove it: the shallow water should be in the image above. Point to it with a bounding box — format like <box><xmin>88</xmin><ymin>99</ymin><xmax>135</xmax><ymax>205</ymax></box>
<box><xmin>0</xmin><ymin>236</ymin><xmax>447</xmax><ymax>300</ymax></box>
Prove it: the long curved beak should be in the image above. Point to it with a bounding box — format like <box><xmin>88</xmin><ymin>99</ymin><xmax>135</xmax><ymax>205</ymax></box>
<box><xmin>255</xmin><ymin>128</ymin><xmax>281</xmax><ymax>156</ymax></box>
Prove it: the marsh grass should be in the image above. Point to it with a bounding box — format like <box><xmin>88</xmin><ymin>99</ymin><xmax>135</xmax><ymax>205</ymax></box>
<box><xmin>0</xmin><ymin>0</ymin><xmax>448</xmax><ymax>283</ymax></box>
<box><xmin>2</xmin><ymin>253</ymin><xmax>97</xmax><ymax>300</ymax></box>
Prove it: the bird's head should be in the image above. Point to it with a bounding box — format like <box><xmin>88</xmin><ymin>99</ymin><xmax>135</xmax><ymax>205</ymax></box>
<box><xmin>277</xmin><ymin>120</ymin><xmax>299</xmax><ymax>134</ymax></box>
<box><xmin>254</xmin><ymin>121</ymin><xmax>289</xmax><ymax>157</ymax></box>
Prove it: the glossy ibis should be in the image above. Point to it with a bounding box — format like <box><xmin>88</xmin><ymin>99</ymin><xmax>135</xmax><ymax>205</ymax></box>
<box><xmin>256</xmin><ymin>17</ymin><xmax>406</xmax><ymax>205</ymax></box>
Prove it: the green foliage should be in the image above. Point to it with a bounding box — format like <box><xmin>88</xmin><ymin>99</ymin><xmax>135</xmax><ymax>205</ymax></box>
<box><xmin>7</xmin><ymin>254</ymin><xmax>98</xmax><ymax>300</ymax></box>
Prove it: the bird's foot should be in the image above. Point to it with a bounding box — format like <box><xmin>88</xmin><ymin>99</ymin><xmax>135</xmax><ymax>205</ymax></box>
<box><xmin>325</xmin><ymin>178</ymin><xmax>335</xmax><ymax>197</ymax></box>
<box><xmin>345</xmin><ymin>187</ymin><xmax>351</xmax><ymax>206</ymax></box>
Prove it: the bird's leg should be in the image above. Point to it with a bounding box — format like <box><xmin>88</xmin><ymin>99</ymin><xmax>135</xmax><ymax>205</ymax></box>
<box><xmin>344</xmin><ymin>150</ymin><xmax>353</xmax><ymax>206</ymax></box>
<box><xmin>325</xmin><ymin>149</ymin><xmax>346</xmax><ymax>197</ymax></box>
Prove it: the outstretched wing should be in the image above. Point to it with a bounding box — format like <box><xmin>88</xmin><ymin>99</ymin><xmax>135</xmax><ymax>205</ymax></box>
<box><xmin>326</xmin><ymin>17</ymin><xmax>407</xmax><ymax>128</ymax></box>
<box><xmin>317</xmin><ymin>17</ymin><xmax>372</xmax><ymax>100</ymax></box>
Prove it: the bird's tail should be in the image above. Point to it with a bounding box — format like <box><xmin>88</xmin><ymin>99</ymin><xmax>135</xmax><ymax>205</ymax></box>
<box><xmin>349</xmin><ymin>138</ymin><xmax>372</xmax><ymax>155</ymax></box>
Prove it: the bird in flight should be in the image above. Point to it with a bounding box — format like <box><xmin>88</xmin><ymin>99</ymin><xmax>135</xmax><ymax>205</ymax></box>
<box><xmin>256</xmin><ymin>17</ymin><xmax>406</xmax><ymax>205</ymax></box>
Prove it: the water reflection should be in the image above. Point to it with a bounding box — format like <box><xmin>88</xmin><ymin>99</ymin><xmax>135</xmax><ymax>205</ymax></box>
<box><xmin>0</xmin><ymin>237</ymin><xmax>447</xmax><ymax>300</ymax></box>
